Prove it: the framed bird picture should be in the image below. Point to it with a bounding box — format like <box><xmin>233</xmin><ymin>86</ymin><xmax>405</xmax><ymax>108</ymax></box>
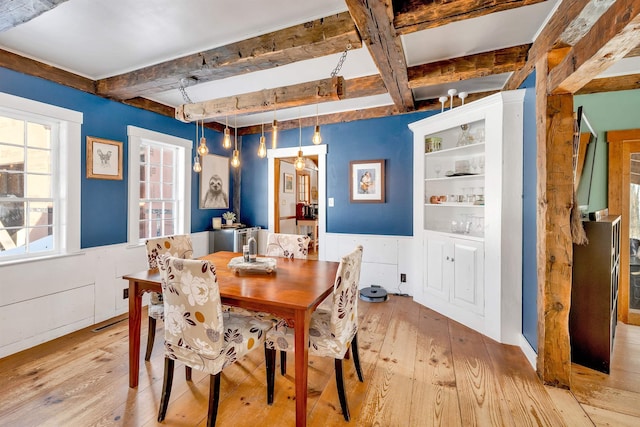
<box><xmin>86</xmin><ymin>136</ymin><xmax>123</xmax><ymax>180</ymax></box>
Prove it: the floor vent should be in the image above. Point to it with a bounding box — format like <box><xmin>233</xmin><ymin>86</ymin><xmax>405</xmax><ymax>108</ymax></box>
<box><xmin>92</xmin><ymin>317</ymin><xmax>127</xmax><ymax>332</ymax></box>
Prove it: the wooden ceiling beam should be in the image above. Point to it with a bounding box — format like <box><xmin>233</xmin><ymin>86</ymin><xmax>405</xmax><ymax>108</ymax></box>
<box><xmin>576</xmin><ymin>73</ymin><xmax>640</xmax><ymax>94</ymax></box>
<box><xmin>392</xmin><ymin>0</ymin><xmax>547</xmax><ymax>35</ymax></box>
<box><xmin>0</xmin><ymin>0</ymin><xmax>70</xmax><ymax>32</ymax></box>
<box><xmin>346</xmin><ymin>0</ymin><xmax>415</xmax><ymax>113</ymax></box>
<box><xmin>175</xmin><ymin>76</ymin><xmax>345</xmax><ymax>122</ymax></box>
<box><xmin>238</xmin><ymin>90</ymin><xmax>497</xmax><ymax>135</ymax></box>
<box><xmin>408</xmin><ymin>44</ymin><xmax>530</xmax><ymax>88</ymax></box>
<box><xmin>95</xmin><ymin>12</ymin><xmax>362</xmax><ymax>100</ymax></box>
<box><xmin>504</xmin><ymin>0</ymin><xmax>602</xmax><ymax>91</ymax></box>
<box><xmin>548</xmin><ymin>0</ymin><xmax>640</xmax><ymax>94</ymax></box>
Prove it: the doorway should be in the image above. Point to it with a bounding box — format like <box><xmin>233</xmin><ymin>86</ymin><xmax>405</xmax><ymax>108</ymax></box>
<box><xmin>267</xmin><ymin>145</ymin><xmax>327</xmax><ymax>260</ymax></box>
<box><xmin>608</xmin><ymin>129</ymin><xmax>640</xmax><ymax>325</ymax></box>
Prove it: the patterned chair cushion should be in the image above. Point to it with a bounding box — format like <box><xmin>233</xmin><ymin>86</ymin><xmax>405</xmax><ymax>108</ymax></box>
<box><xmin>158</xmin><ymin>256</ymin><xmax>273</xmax><ymax>374</ymax></box>
<box><xmin>145</xmin><ymin>234</ymin><xmax>195</xmax><ymax>320</ymax></box>
<box><xmin>265</xmin><ymin>233</ymin><xmax>310</xmax><ymax>260</ymax></box>
<box><xmin>265</xmin><ymin>245</ymin><xmax>363</xmax><ymax>359</ymax></box>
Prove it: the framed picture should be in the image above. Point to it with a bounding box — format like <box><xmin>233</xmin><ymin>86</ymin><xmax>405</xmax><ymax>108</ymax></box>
<box><xmin>86</xmin><ymin>137</ymin><xmax>123</xmax><ymax>180</ymax></box>
<box><xmin>350</xmin><ymin>159</ymin><xmax>385</xmax><ymax>203</ymax></box>
<box><xmin>200</xmin><ymin>154</ymin><xmax>230</xmax><ymax>209</ymax></box>
<box><xmin>284</xmin><ymin>173</ymin><xmax>294</xmax><ymax>193</ymax></box>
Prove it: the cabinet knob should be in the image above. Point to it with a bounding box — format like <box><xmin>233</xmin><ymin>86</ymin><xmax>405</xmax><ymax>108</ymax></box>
<box><xmin>451</xmin><ymin>258</ymin><xmax>455</xmax><ymax>262</ymax></box>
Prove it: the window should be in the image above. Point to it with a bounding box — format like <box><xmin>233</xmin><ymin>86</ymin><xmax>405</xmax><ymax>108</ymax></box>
<box><xmin>127</xmin><ymin>126</ymin><xmax>191</xmax><ymax>244</ymax></box>
<box><xmin>297</xmin><ymin>173</ymin><xmax>309</xmax><ymax>203</ymax></box>
<box><xmin>0</xmin><ymin>93</ymin><xmax>81</xmax><ymax>262</ymax></box>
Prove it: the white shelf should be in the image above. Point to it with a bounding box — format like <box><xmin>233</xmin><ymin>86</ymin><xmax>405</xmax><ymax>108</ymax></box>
<box><xmin>424</xmin><ymin>203</ymin><xmax>484</xmax><ymax>208</ymax></box>
<box><xmin>425</xmin><ymin>174</ymin><xmax>484</xmax><ymax>182</ymax></box>
<box><xmin>423</xmin><ymin>229</ymin><xmax>485</xmax><ymax>242</ymax></box>
<box><xmin>425</xmin><ymin>142</ymin><xmax>485</xmax><ymax>158</ymax></box>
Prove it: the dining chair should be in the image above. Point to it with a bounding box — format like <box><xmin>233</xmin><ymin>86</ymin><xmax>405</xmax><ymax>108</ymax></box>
<box><xmin>263</xmin><ymin>232</ymin><xmax>311</xmax><ymax>373</ymax></box>
<box><xmin>265</xmin><ymin>233</ymin><xmax>311</xmax><ymax>260</ymax></box>
<box><xmin>264</xmin><ymin>245</ymin><xmax>364</xmax><ymax>421</ymax></box>
<box><xmin>156</xmin><ymin>255</ymin><xmax>273</xmax><ymax>427</ymax></box>
<box><xmin>144</xmin><ymin>234</ymin><xmax>194</xmax><ymax>361</ymax></box>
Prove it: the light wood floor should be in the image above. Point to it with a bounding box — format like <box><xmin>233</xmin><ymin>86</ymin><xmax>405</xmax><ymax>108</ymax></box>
<box><xmin>1</xmin><ymin>296</ymin><xmax>639</xmax><ymax>426</ymax></box>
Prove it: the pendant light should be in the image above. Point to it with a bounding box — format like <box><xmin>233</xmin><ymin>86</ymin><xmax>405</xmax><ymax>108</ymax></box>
<box><xmin>312</xmin><ymin>102</ymin><xmax>322</xmax><ymax>145</ymax></box>
<box><xmin>197</xmin><ymin>120</ymin><xmax>209</xmax><ymax>156</ymax></box>
<box><xmin>231</xmin><ymin>115</ymin><xmax>240</xmax><ymax>168</ymax></box>
<box><xmin>193</xmin><ymin>120</ymin><xmax>202</xmax><ymax>172</ymax></box>
<box><xmin>271</xmin><ymin>100</ymin><xmax>278</xmax><ymax>149</ymax></box>
<box><xmin>222</xmin><ymin>115</ymin><xmax>232</xmax><ymax>149</ymax></box>
<box><xmin>257</xmin><ymin>122</ymin><xmax>267</xmax><ymax>158</ymax></box>
<box><xmin>294</xmin><ymin>116</ymin><xmax>305</xmax><ymax>171</ymax></box>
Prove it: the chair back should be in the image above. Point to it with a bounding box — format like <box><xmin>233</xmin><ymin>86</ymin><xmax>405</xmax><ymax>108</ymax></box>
<box><xmin>265</xmin><ymin>233</ymin><xmax>310</xmax><ymax>259</ymax></box>
<box><xmin>330</xmin><ymin>246</ymin><xmax>363</xmax><ymax>343</ymax></box>
<box><xmin>145</xmin><ymin>234</ymin><xmax>193</xmax><ymax>269</ymax></box>
<box><xmin>157</xmin><ymin>256</ymin><xmax>227</xmax><ymax>372</ymax></box>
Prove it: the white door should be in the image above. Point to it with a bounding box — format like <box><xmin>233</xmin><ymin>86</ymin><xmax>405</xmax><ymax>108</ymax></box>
<box><xmin>424</xmin><ymin>234</ymin><xmax>450</xmax><ymax>300</ymax></box>
<box><xmin>450</xmin><ymin>238</ymin><xmax>484</xmax><ymax>315</ymax></box>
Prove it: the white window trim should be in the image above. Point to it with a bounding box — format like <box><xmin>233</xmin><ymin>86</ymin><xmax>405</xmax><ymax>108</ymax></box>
<box><xmin>0</xmin><ymin>92</ymin><xmax>82</xmax><ymax>263</ymax></box>
<box><xmin>127</xmin><ymin>125</ymin><xmax>192</xmax><ymax>245</ymax></box>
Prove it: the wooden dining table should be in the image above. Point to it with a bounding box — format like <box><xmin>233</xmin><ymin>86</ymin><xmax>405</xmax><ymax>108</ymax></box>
<box><xmin>123</xmin><ymin>251</ymin><xmax>339</xmax><ymax>427</ymax></box>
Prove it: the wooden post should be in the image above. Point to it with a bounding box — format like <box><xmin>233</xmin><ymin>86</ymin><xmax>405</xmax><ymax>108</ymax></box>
<box><xmin>535</xmin><ymin>56</ymin><xmax>574</xmax><ymax>388</ymax></box>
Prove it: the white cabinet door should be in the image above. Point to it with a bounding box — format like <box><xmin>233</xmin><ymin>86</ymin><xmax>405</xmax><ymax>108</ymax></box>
<box><xmin>450</xmin><ymin>238</ymin><xmax>484</xmax><ymax>315</ymax></box>
<box><xmin>424</xmin><ymin>234</ymin><xmax>450</xmax><ymax>300</ymax></box>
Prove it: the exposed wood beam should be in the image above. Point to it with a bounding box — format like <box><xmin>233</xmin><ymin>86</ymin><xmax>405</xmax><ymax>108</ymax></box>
<box><xmin>535</xmin><ymin>54</ymin><xmax>574</xmax><ymax>388</ymax></box>
<box><xmin>408</xmin><ymin>45</ymin><xmax>530</xmax><ymax>88</ymax></box>
<box><xmin>576</xmin><ymin>73</ymin><xmax>640</xmax><ymax>94</ymax></box>
<box><xmin>238</xmin><ymin>90</ymin><xmax>497</xmax><ymax>135</ymax></box>
<box><xmin>393</xmin><ymin>0</ymin><xmax>546</xmax><ymax>35</ymax></box>
<box><xmin>0</xmin><ymin>0</ymin><xmax>69</xmax><ymax>32</ymax></box>
<box><xmin>346</xmin><ymin>0</ymin><xmax>415</xmax><ymax>112</ymax></box>
<box><xmin>548</xmin><ymin>0</ymin><xmax>640</xmax><ymax>94</ymax></box>
<box><xmin>504</xmin><ymin>0</ymin><xmax>598</xmax><ymax>90</ymax></box>
<box><xmin>95</xmin><ymin>12</ymin><xmax>361</xmax><ymax>100</ymax></box>
<box><xmin>175</xmin><ymin>76</ymin><xmax>345</xmax><ymax>122</ymax></box>
<box><xmin>0</xmin><ymin>48</ymin><xmax>95</xmax><ymax>93</ymax></box>
<box><xmin>626</xmin><ymin>44</ymin><xmax>640</xmax><ymax>57</ymax></box>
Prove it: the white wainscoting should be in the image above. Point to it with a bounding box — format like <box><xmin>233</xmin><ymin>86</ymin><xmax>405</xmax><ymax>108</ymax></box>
<box><xmin>323</xmin><ymin>233</ymin><xmax>414</xmax><ymax>295</ymax></box>
<box><xmin>0</xmin><ymin>231</ymin><xmax>209</xmax><ymax>358</ymax></box>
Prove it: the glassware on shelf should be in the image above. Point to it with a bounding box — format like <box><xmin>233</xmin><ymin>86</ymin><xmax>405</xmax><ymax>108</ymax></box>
<box><xmin>470</xmin><ymin>156</ymin><xmax>478</xmax><ymax>174</ymax></box>
<box><xmin>434</xmin><ymin>162</ymin><xmax>442</xmax><ymax>177</ymax></box>
<box><xmin>471</xmin><ymin>127</ymin><xmax>485</xmax><ymax>144</ymax></box>
<box><xmin>479</xmin><ymin>156</ymin><xmax>485</xmax><ymax>173</ymax></box>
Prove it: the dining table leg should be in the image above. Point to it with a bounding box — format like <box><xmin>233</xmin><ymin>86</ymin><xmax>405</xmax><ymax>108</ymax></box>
<box><xmin>128</xmin><ymin>280</ymin><xmax>142</xmax><ymax>388</ymax></box>
<box><xmin>294</xmin><ymin>309</ymin><xmax>311</xmax><ymax>427</ymax></box>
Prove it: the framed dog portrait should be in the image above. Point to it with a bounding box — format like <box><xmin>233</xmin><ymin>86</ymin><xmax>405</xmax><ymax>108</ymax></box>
<box><xmin>200</xmin><ymin>154</ymin><xmax>230</xmax><ymax>209</ymax></box>
<box><xmin>86</xmin><ymin>137</ymin><xmax>123</xmax><ymax>180</ymax></box>
<box><xmin>349</xmin><ymin>159</ymin><xmax>385</xmax><ymax>203</ymax></box>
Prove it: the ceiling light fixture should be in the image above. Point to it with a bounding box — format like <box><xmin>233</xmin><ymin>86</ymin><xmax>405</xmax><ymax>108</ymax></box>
<box><xmin>312</xmin><ymin>102</ymin><xmax>321</xmax><ymax>145</ymax></box>
<box><xmin>257</xmin><ymin>121</ymin><xmax>267</xmax><ymax>158</ymax></box>
<box><xmin>193</xmin><ymin>120</ymin><xmax>202</xmax><ymax>173</ymax></box>
<box><xmin>197</xmin><ymin>120</ymin><xmax>209</xmax><ymax>156</ymax></box>
<box><xmin>271</xmin><ymin>99</ymin><xmax>278</xmax><ymax>149</ymax></box>
<box><xmin>222</xmin><ymin>115</ymin><xmax>232</xmax><ymax>149</ymax></box>
<box><xmin>294</xmin><ymin>116</ymin><xmax>305</xmax><ymax>171</ymax></box>
<box><xmin>231</xmin><ymin>115</ymin><xmax>240</xmax><ymax>168</ymax></box>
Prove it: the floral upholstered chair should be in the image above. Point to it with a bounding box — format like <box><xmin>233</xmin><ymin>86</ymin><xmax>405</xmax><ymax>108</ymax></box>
<box><xmin>264</xmin><ymin>245</ymin><xmax>364</xmax><ymax>421</ymax></box>
<box><xmin>156</xmin><ymin>256</ymin><xmax>273</xmax><ymax>427</ymax></box>
<box><xmin>144</xmin><ymin>234</ymin><xmax>194</xmax><ymax>361</ymax></box>
<box><xmin>265</xmin><ymin>233</ymin><xmax>310</xmax><ymax>260</ymax></box>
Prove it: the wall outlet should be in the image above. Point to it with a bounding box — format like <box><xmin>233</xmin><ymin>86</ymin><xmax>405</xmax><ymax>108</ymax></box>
<box><xmin>400</xmin><ymin>273</ymin><xmax>406</xmax><ymax>283</ymax></box>
<box><xmin>123</xmin><ymin>288</ymin><xmax>129</xmax><ymax>299</ymax></box>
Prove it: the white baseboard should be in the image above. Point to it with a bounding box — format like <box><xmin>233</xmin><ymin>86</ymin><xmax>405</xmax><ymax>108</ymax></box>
<box><xmin>519</xmin><ymin>334</ymin><xmax>537</xmax><ymax>370</ymax></box>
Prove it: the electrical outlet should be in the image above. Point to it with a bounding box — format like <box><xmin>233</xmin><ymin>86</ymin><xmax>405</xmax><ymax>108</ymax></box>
<box><xmin>400</xmin><ymin>273</ymin><xmax>406</xmax><ymax>283</ymax></box>
<box><xmin>123</xmin><ymin>288</ymin><xmax>129</xmax><ymax>299</ymax></box>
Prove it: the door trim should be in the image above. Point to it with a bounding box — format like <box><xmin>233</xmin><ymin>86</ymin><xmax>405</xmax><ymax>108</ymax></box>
<box><xmin>608</xmin><ymin>129</ymin><xmax>640</xmax><ymax>325</ymax></box>
<box><xmin>267</xmin><ymin>145</ymin><xmax>327</xmax><ymax>260</ymax></box>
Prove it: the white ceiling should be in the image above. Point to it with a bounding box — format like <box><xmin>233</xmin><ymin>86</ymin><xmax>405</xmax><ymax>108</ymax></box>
<box><xmin>0</xmin><ymin>0</ymin><xmax>635</xmax><ymax>127</ymax></box>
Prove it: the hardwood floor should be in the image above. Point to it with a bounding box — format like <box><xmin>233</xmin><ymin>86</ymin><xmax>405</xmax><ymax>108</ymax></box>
<box><xmin>1</xmin><ymin>296</ymin><xmax>639</xmax><ymax>426</ymax></box>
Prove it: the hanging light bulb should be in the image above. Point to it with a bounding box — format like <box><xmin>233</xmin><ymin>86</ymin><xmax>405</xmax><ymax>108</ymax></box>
<box><xmin>294</xmin><ymin>116</ymin><xmax>305</xmax><ymax>171</ymax></box>
<box><xmin>231</xmin><ymin>116</ymin><xmax>240</xmax><ymax>168</ymax></box>
<box><xmin>257</xmin><ymin>122</ymin><xmax>267</xmax><ymax>158</ymax></box>
<box><xmin>271</xmin><ymin>99</ymin><xmax>278</xmax><ymax>149</ymax></box>
<box><xmin>193</xmin><ymin>155</ymin><xmax>202</xmax><ymax>173</ymax></box>
<box><xmin>197</xmin><ymin>120</ymin><xmax>209</xmax><ymax>156</ymax></box>
<box><xmin>193</xmin><ymin>120</ymin><xmax>202</xmax><ymax>173</ymax></box>
<box><xmin>312</xmin><ymin>103</ymin><xmax>322</xmax><ymax>145</ymax></box>
<box><xmin>222</xmin><ymin>115</ymin><xmax>232</xmax><ymax>149</ymax></box>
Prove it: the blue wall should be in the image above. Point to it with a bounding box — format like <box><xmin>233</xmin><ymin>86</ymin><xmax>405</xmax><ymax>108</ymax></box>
<box><xmin>0</xmin><ymin>67</ymin><xmax>232</xmax><ymax>248</ymax></box>
<box><xmin>520</xmin><ymin>72</ymin><xmax>538</xmax><ymax>350</ymax></box>
<box><xmin>240</xmin><ymin>112</ymin><xmax>434</xmax><ymax>235</ymax></box>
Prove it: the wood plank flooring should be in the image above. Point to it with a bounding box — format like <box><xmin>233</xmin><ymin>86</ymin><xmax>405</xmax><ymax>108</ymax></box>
<box><xmin>1</xmin><ymin>296</ymin><xmax>639</xmax><ymax>426</ymax></box>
